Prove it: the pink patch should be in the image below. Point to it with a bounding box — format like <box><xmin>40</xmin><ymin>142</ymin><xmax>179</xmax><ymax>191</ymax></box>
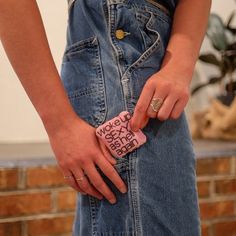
<box><xmin>96</xmin><ymin>111</ymin><xmax>147</xmax><ymax>158</ymax></box>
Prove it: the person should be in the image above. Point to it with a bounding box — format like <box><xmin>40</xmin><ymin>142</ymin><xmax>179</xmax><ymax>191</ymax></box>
<box><xmin>0</xmin><ymin>0</ymin><xmax>212</xmax><ymax>235</ymax></box>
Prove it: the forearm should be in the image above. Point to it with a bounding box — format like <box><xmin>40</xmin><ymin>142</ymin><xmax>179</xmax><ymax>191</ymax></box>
<box><xmin>160</xmin><ymin>0</ymin><xmax>212</xmax><ymax>83</ymax></box>
<box><xmin>0</xmin><ymin>0</ymin><xmax>79</xmax><ymax>134</ymax></box>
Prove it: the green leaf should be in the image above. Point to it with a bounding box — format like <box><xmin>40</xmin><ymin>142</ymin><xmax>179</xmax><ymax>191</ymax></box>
<box><xmin>207</xmin><ymin>13</ymin><xmax>227</xmax><ymax>50</ymax></box>
<box><xmin>191</xmin><ymin>76</ymin><xmax>223</xmax><ymax>95</ymax></box>
<box><xmin>199</xmin><ymin>53</ymin><xmax>221</xmax><ymax>67</ymax></box>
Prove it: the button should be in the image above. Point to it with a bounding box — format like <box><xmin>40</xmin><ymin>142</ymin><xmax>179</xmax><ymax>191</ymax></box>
<box><xmin>115</xmin><ymin>29</ymin><xmax>125</xmax><ymax>39</ymax></box>
<box><xmin>115</xmin><ymin>29</ymin><xmax>130</xmax><ymax>40</ymax></box>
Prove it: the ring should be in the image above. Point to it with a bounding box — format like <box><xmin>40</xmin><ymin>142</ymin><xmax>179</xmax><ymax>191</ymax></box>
<box><xmin>63</xmin><ymin>175</ymin><xmax>73</xmax><ymax>179</ymax></box>
<box><xmin>75</xmin><ymin>174</ymin><xmax>86</xmax><ymax>181</ymax></box>
<box><xmin>150</xmin><ymin>97</ymin><xmax>163</xmax><ymax>112</ymax></box>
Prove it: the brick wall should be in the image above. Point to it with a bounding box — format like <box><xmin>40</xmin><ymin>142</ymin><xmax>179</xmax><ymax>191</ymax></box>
<box><xmin>197</xmin><ymin>156</ymin><xmax>236</xmax><ymax>236</ymax></box>
<box><xmin>0</xmin><ymin>156</ymin><xmax>236</xmax><ymax>236</ymax></box>
<box><xmin>0</xmin><ymin>166</ymin><xmax>76</xmax><ymax>236</ymax></box>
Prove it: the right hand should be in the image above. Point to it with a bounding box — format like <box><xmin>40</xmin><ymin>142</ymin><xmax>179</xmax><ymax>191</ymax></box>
<box><xmin>47</xmin><ymin>116</ymin><xmax>128</xmax><ymax>204</ymax></box>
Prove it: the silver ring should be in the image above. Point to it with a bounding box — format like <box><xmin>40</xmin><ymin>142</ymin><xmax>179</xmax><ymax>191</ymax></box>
<box><xmin>150</xmin><ymin>97</ymin><xmax>163</xmax><ymax>112</ymax></box>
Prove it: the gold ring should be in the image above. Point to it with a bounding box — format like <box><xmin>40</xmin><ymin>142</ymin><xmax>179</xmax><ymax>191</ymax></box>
<box><xmin>150</xmin><ymin>97</ymin><xmax>163</xmax><ymax>112</ymax></box>
<box><xmin>63</xmin><ymin>175</ymin><xmax>73</xmax><ymax>179</ymax></box>
<box><xmin>75</xmin><ymin>173</ymin><xmax>86</xmax><ymax>181</ymax></box>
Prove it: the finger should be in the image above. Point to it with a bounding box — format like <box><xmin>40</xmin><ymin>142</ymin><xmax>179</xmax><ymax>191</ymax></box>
<box><xmin>94</xmin><ymin>155</ymin><xmax>127</xmax><ymax>194</ymax></box>
<box><xmin>84</xmin><ymin>162</ymin><xmax>117</xmax><ymax>204</ymax></box>
<box><xmin>65</xmin><ymin>176</ymin><xmax>86</xmax><ymax>194</ymax></box>
<box><xmin>97</xmin><ymin>136</ymin><xmax>117</xmax><ymax>165</ymax></box>
<box><xmin>71</xmin><ymin>168</ymin><xmax>104</xmax><ymax>200</ymax></box>
<box><xmin>61</xmin><ymin>169</ymin><xmax>86</xmax><ymax>194</ymax></box>
<box><xmin>139</xmin><ymin>115</ymin><xmax>149</xmax><ymax>129</ymax></box>
<box><xmin>130</xmin><ymin>82</ymin><xmax>155</xmax><ymax>131</ymax></box>
<box><xmin>170</xmin><ymin>97</ymin><xmax>188</xmax><ymax>119</ymax></box>
<box><xmin>156</xmin><ymin>94</ymin><xmax>178</xmax><ymax>121</ymax></box>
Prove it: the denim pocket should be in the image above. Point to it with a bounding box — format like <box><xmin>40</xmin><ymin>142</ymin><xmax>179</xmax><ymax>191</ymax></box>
<box><xmin>60</xmin><ymin>36</ymin><xmax>107</xmax><ymax>127</ymax></box>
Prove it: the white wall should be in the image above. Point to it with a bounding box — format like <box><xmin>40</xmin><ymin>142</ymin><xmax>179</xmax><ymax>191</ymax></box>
<box><xmin>0</xmin><ymin>0</ymin><xmax>235</xmax><ymax>143</ymax></box>
<box><xmin>0</xmin><ymin>0</ymin><xmax>68</xmax><ymax>143</ymax></box>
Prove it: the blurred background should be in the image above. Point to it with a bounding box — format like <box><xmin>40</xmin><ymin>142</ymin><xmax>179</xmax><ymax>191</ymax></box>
<box><xmin>0</xmin><ymin>0</ymin><xmax>236</xmax><ymax>236</ymax></box>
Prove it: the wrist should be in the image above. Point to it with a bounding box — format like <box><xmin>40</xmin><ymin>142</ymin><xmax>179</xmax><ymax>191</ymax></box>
<box><xmin>160</xmin><ymin>50</ymin><xmax>196</xmax><ymax>85</ymax></box>
<box><xmin>40</xmin><ymin>104</ymin><xmax>82</xmax><ymax>137</ymax></box>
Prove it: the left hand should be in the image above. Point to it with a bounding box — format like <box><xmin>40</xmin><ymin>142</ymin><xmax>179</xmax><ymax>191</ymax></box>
<box><xmin>129</xmin><ymin>69</ymin><xmax>191</xmax><ymax>132</ymax></box>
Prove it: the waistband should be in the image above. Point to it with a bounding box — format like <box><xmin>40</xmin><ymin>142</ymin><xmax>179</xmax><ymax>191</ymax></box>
<box><xmin>68</xmin><ymin>0</ymin><xmax>172</xmax><ymax>17</ymax></box>
<box><xmin>107</xmin><ymin>0</ymin><xmax>172</xmax><ymax>16</ymax></box>
<box><xmin>145</xmin><ymin>0</ymin><xmax>171</xmax><ymax>17</ymax></box>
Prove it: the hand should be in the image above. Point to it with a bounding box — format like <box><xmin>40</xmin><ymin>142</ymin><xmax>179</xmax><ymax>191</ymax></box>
<box><xmin>47</xmin><ymin>117</ymin><xmax>128</xmax><ymax>204</ymax></box>
<box><xmin>129</xmin><ymin>69</ymin><xmax>191</xmax><ymax>131</ymax></box>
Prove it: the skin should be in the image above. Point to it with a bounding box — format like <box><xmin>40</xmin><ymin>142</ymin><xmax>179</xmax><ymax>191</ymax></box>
<box><xmin>0</xmin><ymin>0</ymin><xmax>211</xmax><ymax>204</ymax></box>
<box><xmin>130</xmin><ymin>0</ymin><xmax>212</xmax><ymax>131</ymax></box>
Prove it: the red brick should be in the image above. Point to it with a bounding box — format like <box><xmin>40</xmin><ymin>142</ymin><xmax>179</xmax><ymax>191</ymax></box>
<box><xmin>0</xmin><ymin>222</ymin><xmax>21</xmax><ymax>236</ymax></box>
<box><xmin>201</xmin><ymin>224</ymin><xmax>210</xmax><ymax>236</ymax></box>
<box><xmin>0</xmin><ymin>168</ymin><xmax>18</xmax><ymax>190</ymax></box>
<box><xmin>27</xmin><ymin>215</ymin><xmax>74</xmax><ymax>236</ymax></box>
<box><xmin>196</xmin><ymin>158</ymin><xmax>231</xmax><ymax>176</ymax></box>
<box><xmin>26</xmin><ymin>166</ymin><xmax>66</xmax><ymax>188</ymax></box>
<box><xmin>199</xmin><ymin>200</ymin><xmax>235</xmax><ymax>220</ymax></box>
<box><xmin>213</xmin><ymin>220</ymin><xmax>236</xmax><ymax>236</ymax></box>
<box><xmin>215</xmin><ymin>179</ymin><xmax>236</xmax><ymax>195</ymax></box>
<box><xmin>197</xmin><ymin>181</ymin><xmax>210</xmax><ymax>198</ymax></box>
<box><xmin>57</xmin><ymin>189</ymin><xmax>77</xmax><ymax>211</ymax></box>
<box><xmin>0</xmin><ymin>192</ymin><xmax>51</xmax><ymax>217</ymax></box>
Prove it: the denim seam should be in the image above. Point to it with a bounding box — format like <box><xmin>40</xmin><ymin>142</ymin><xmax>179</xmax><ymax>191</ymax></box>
<box><xmin>89</xmin><ymin>195</ymin><xmax>99</xmax><ymax>236</ymax></box>
<box><xmin>108</xmin><ymin>2</ymin><xmax>128</xmax><ymax>112</ymax></box>
<box><xmin>129</xmin><ymin>151</ymin><xmax>143</xmax><ymax>236</ymax></box>
<box><xmin>95</xmin><ymin>38</ymin><xmax>108</xmax><ymax>126</ymax></box>
<box><xmin>122</xmin><ymin>11</ymin><xmax>161</xmax><ymax>78</ymax></box>
<box><xmin>63</xmin><ymin>36</ymin><xmax>98</xmax><ymax>59</ymax></box>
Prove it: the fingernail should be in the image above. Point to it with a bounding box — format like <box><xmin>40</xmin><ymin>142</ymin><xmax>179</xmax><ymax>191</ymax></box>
<box><xmin>132</xmin><ymin>126</ymin><xmax>139</xmax><ymax>132</ymax></box>
<box><xmin>121</xmin><ymin>186</ymin><xmax>127</xmax><ymax>193</ymax></box>
<box><xmin>110</xmin><ymin>198</ymin><xmax>116</xmax><ymax>204</ymax></box>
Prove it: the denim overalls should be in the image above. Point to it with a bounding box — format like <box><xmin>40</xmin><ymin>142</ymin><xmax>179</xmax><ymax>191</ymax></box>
<box><xmin>60</xmin><ymin>0</ymin><xmax>201</xmax><ymax>235</ymax></box>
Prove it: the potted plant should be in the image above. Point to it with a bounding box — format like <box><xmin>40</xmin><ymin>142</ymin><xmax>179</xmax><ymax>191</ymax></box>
<box><xmin>191</xmin><ymin>8</ymin><xmax>236</xmax><ymax>105</ymax></box>
<box><xmin>190</xmin><ymin>4</ymin><xmax>236</xmax><ymax>141</ymax></box>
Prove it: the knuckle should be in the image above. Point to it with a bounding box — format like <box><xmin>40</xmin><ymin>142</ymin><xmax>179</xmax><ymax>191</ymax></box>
<box><xmin>106</xmin><ymin>168</ymin><xmax>117</xmax><ymax>177</ymax></box>
<box><xmin>162</xmin><ymin>80</ymin><xmax>172</xmax><ymax>90</ymax></box>
<box><xmin>158</xmin><ymin>113</ymin><xmax>168</xmax><ymax>121</ymax></box>
<box><xmin>182</xmin><ymin>90</ymin><xmax>190</xmax><ymax>100</ymax></box>
<box><xmin>171</xmin><ymin>112</ymin><xmax>180</xmax><ymax>119</ymax></box>
<box><xmin>93</xmin><ymin>179</ymin><xmax>105</xmax><ymax>189</ymax></box>
<box><xmin>78</xmin><ymin>157</ymin><xmax>89</xmax><ymax>167</ymax></box>
<box><xmin>145</xmin><ymin>79</ymin><xmax>154</xmax><ymax>90</ymax></box>
<box><xmin>136</xmin><ymin>104</ymin><xmax>146</xmax><ymax>113</ymax></box>
<box><xmin>147</xmin><ymin>111</ymin><xmax>157</xmax><ymax>118</ymax></box>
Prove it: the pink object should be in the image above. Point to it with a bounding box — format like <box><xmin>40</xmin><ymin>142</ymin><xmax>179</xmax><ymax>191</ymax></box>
<box><xmin>95</xmin><ymin>111</ymin><xmax>147</xmax><ymax>158</ymax></box>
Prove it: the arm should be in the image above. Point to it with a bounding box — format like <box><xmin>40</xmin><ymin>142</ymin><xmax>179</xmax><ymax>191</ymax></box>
<box><xmin>0</xmin><ymin>0</ymin><xmax>77</xmax><ymax>134</ymax></box>
<box><xmin>0</xmin><ymin>0</ymin><xmax>127</xmax><ymax>203</ymax></box>
<box><xmin>130</xmin><ymin>0</ymin><xmax>212</xmax><ymax>131</ymax></box>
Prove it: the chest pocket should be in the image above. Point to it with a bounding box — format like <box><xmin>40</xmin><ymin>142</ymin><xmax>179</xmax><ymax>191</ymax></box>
<box><xmin>60</xmin><ymin>35</ymin><xmax>107</xmax><ymax>127</ymax></box>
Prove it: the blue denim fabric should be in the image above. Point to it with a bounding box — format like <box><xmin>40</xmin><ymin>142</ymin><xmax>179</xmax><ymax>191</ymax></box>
<box><xmin>60</xmin><ymin>0</ymin><xmax>201</xmax><ymax>235</ymax></box>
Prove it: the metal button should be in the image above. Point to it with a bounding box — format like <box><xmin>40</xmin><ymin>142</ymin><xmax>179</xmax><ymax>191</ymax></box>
<box><xmin>115</xmin><ymin>29</ymin><xmax>125</xmax><ymax>39</ymax></box>
<box><xmin>115</xmin><ymin>29</ymin><xmax>130</xmax><ymax>40</ymax></box>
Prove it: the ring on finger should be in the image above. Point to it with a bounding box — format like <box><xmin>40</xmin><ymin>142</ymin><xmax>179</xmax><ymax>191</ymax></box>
<box><xmin>63</xmin><ymin>175</ymin><xmax>73</xmax><ymax>179</ymax></box>
<box><xmin>75</xmin><ymin>171</ymin><xmax>87</xmax><ymax>181</ymax></box>
<box><xmin>150</xmin><ymin>97</ymin><xmax>163</xmax><ymax>112</ymax></box>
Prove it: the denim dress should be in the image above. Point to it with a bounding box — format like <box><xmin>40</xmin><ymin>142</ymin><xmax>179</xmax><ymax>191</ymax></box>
<box><xmin>60</xmin><ymin>0</ymin><xmax>201</xmax><ymax>235</ymax></box>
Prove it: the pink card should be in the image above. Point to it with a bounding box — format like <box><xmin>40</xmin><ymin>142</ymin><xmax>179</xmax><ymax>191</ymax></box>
<box><xmin>95</xmin><ymin>111</ymin><xmax>147</xmax><ymax>158</ymax></box>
